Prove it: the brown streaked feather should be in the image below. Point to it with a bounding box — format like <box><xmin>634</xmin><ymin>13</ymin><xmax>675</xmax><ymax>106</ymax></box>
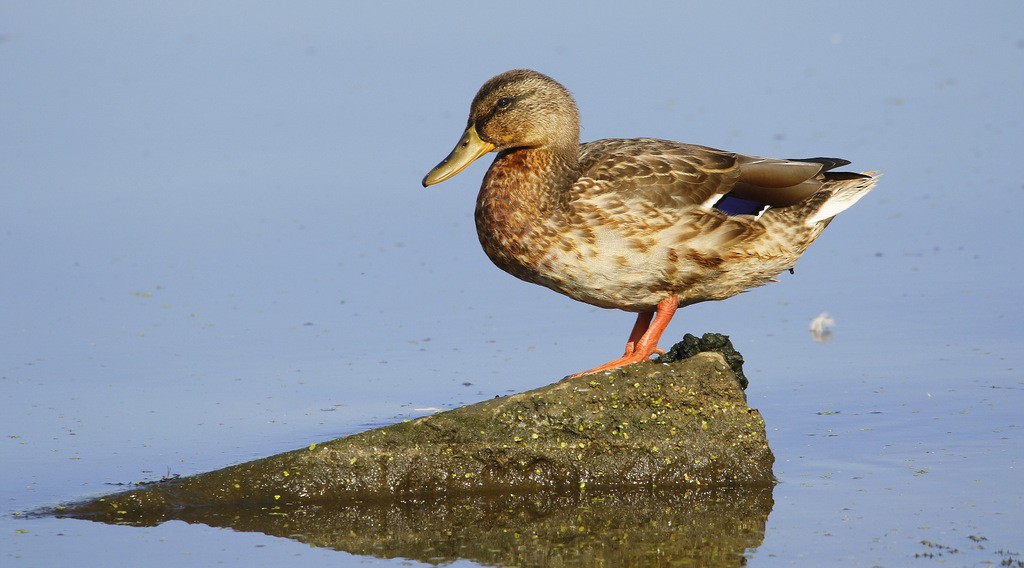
<box><xmin>577</xmin><ymin>139</ymin><xmax>741</xmax><ymax>208</ymax></box>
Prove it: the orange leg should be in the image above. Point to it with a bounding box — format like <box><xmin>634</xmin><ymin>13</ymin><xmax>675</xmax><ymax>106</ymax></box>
<box><xmin>568</xmin><ymin>295</ymin><xmax>679</xmax><ymax>378</ymax></box>
<box><xmin>622</xmin><ymin>311</ymin><xmax>653</xmax><ymax>356</ymax></box>
<box><xmin>623</xmin><ymin>312</ymin><xmax>666</xmax><ymax>357</ymax></box>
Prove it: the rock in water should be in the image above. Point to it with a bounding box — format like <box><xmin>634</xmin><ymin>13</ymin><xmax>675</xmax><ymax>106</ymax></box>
<box><xmin>50</xmin><ymin>337</ymin><xmax>773</xmax><ymax>526</ymax></box>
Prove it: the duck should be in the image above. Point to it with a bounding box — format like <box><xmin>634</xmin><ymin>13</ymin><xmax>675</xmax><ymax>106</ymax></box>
<box><xmin>423</xmin><ymin>69</ymin><xmax>878</xmax><ymax>378</ymax></box>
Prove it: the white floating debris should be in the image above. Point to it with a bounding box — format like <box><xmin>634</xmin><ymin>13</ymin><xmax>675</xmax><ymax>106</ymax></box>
<box><xmin>809</xmin><ymin>312</ymin><xmax>835</xmax><ymax>343</ymax></box>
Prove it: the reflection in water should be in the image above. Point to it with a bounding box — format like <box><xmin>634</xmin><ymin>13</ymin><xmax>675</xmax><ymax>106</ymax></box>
<box><xmin>66</xmin><ymin>486</ymin><xmax>773</xmax><ymax>566</ymax></box>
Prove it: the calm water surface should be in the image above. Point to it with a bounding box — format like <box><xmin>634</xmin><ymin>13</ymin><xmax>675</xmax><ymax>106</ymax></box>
<box><xmin>3</xmin><ymin>3</ymin><xmax>1022</xmax><ymax>566</ymax></box>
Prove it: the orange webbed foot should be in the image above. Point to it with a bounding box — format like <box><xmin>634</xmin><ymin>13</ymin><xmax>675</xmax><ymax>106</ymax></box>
<box><xmin>566</xmin><ymin>296</ymin><xmax>679</xmax><ymax>379</ymax></box>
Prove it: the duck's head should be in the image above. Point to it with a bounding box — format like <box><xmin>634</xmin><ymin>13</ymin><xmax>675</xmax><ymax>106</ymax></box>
<box><xmin>422</xmin><ymin>69</ymin><xmax>580</xmax><ymax>187</ymax></box>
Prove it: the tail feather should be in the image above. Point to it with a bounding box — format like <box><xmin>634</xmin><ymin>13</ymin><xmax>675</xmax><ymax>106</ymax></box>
<box><xmin>806</xmin><ymin>173</ymin><xmax>879</xmax><ymax>225</ymax></box>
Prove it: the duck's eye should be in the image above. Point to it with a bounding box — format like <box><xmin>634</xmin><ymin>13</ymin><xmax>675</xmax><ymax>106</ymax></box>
<box><xmin>496</xmin><ymin>97</ymin><xmax>513</xmax><ymax>110</ymax></box>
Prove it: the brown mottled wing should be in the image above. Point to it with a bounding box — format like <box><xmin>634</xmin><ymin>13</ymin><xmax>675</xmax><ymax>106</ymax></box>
<box><xmin>575</xmin><ymin>138</ymin><xmax>740</xmax><ymax>208</ymax></box>
<box><xmin>575</xmin><ymin>138</ymin><xmax>834</xmax><ymax>210</ymax></box>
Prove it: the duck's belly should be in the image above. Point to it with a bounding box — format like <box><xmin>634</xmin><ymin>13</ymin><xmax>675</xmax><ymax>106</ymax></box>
<box><xmin>482</xmin><ymin>224</ymin><xmax>797</xmax><ymax>313</ymax></box>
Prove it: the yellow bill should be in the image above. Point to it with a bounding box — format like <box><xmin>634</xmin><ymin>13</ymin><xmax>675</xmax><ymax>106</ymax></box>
<box><xmin>422</xmin><ymin>124</ymin><xmax>496</xmax><ymax>187</ymax></box>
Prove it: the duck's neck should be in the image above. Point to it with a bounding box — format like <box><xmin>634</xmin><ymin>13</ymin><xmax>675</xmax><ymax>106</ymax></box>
<box><xmin>474</xmin><ymin>144</ymin><xmax>580</xmax><ymax>277</ymax></box>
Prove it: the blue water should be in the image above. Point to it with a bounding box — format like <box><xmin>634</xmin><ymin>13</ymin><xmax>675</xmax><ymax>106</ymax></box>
<box><xmin>3</xmin><ymin>3</ymin><xmax>1022</xmax><ymax>566</ymax></box>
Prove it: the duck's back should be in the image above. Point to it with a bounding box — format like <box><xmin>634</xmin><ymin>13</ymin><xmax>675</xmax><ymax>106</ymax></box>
<box><xmin>575</xmin><ymin>139</ymin><xmax>742</xmax><ymax>210</ymax></box>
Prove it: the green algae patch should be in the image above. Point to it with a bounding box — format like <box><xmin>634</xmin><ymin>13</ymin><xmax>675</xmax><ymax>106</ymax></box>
<box><xmin>51</xmin><ymin>335</ymin><xmax>773</xmax><ymax>525</ymax></box>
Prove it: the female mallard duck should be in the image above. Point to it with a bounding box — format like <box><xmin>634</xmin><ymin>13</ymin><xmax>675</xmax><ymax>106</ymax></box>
<box><xmin>423</xmin><ymin>69</ymin><xmax>877</xmax><ymax>377</ymax></box>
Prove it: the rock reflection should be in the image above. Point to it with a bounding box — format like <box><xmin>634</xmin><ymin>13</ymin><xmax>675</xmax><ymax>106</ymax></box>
<box><xmin>66</xmin><ymin>486</ymin><xmax>773</xmax><ymax>566</ymax></box>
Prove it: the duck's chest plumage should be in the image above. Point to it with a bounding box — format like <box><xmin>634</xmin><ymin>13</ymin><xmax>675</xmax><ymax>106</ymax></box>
<box><xmin>474</xmin><ymin>149</ymin><xmax>574</xmax><ymax>292</ymax></box>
